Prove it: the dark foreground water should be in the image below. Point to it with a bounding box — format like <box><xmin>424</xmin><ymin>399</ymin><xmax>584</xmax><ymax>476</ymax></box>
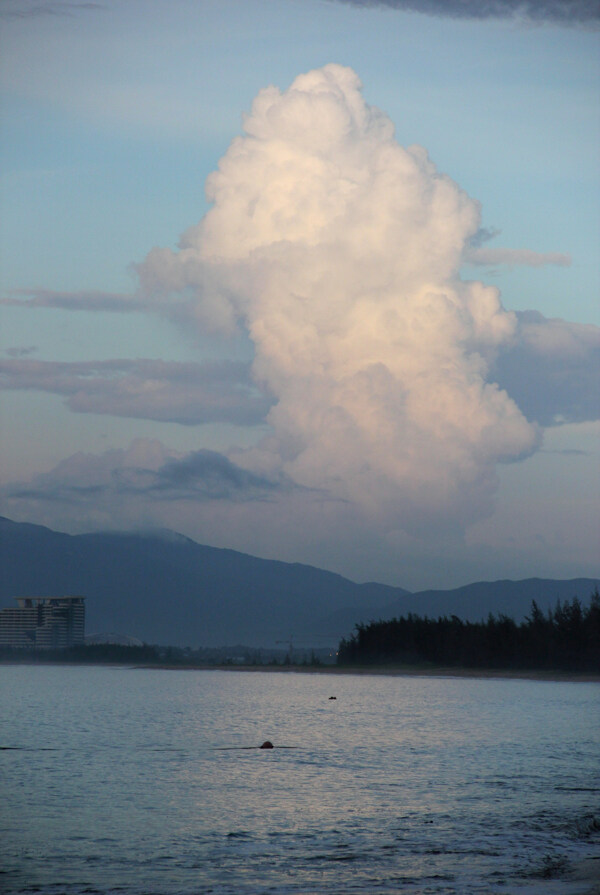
<box><xmin>1</xmin><ymin>666</ymin><xmax>599</xmax><ymax>894</ymax></box>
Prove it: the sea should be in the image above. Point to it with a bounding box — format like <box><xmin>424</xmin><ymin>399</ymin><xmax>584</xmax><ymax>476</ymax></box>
<box><xmin>1</xmin><ymin>665</ymin><xmax>599</xmax><ymax>895</ymax></box>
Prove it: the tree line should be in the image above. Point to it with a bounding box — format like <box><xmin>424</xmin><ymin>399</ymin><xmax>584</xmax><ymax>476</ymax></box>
<box><xmin>337</xmin><ymin>592</ymin><xmax>600</xmax><ymax>672</ymax></box>
<box><xmin>0</xmin><ymin>643</ymin><xmax>328</xmax><ymax>666</ymax></box>
<box><xmin>0</xmin><ymin>643</ymin><xmax>163</xmax><ymax>664</ymax></box>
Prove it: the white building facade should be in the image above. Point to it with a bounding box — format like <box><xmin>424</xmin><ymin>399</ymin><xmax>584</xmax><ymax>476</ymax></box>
<box><xmin>0</xmin><ymin>596</ymin><xmax>85</xmax><ymax>649</ymax></box>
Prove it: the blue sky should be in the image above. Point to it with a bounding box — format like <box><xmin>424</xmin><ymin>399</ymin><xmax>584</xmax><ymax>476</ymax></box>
<box><xmin>0</xmin><ymin>0</ymin><xmax>598</xmax><ymax>589</ymax></box>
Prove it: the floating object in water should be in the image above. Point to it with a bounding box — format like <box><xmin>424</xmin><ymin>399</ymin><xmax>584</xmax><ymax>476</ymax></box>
<box><xmin>329</xmin><ymin>696</ymin><xmax>337</xmax><ymax>700</ymax></box>
<box><xmin>260</xmin><ymin>740</ymin><xmax>274</xmax><ymax>749</ymax></box>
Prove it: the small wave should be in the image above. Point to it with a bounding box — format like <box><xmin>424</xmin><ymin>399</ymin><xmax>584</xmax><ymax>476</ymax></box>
<box><xmin>0</xmin><ymin>746</ymin><xmax>58</xmax><ymax>751</ymax></box>
<box><xmin>304</xmin><ymin>852</ymin><xmax>362</xmax><ymax>863</ymax></box>
<box><xmin>574</xmin><ymin>814</ymin><xmax>600</xmax><ymax>838</ymax></box>
<box><xmin>555</xmin><ymin>786</ymin><xmax>600</xmax><ymax>793</ymax></box>
<box><xmin>527</xmin><ymin>853</ymin><xmax>570</xmax><ymax>879</ymax></box>
<box><xmin>211</xmin><ymin>745</ymin><xmax>298</xmax><ymax>751</ymax></box>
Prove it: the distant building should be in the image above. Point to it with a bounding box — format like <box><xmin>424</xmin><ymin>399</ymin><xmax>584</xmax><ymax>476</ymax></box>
<box><xmin>0</xmin><ymin>596</ymin><xmax>85</xmax><ymax>649</ymax></box>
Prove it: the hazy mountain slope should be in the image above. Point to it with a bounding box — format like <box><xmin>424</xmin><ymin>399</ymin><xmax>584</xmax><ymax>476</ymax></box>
<box><xmin>0</xmin><ymin>517</ymin><xmax>406</xmax><ymax>646</ymax></box>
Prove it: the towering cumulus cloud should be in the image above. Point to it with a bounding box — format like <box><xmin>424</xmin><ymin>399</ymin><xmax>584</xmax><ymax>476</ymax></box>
<box><xmin>139</xmin><ymin>65</ymin><xmax>539</xmax><ymax>532</ymax></box>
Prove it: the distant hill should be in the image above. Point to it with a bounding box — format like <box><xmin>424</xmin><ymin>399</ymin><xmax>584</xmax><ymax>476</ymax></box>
<box><xmin>323</xmin><ymin>578</ymin><xmax>600</xmax><ymax>636</ymax></box>
<box><xmin>0</xmin><ymin>517</ymin><xmax>596</xmax><ymax>648</ymax></box>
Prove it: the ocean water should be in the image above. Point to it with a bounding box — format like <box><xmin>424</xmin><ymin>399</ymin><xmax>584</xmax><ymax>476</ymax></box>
<box><xmin>1</xmin><ymin>666</ymin><xmax>599</xmax><ymax>895</ymax></box>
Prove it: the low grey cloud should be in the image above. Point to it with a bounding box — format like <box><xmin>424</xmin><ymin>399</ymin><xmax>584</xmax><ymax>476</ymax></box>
<box><xmin>2</xmin><ymin>441</ymin><xmax>284</xmax><ymax>520</ymax></box>
<box><xmin>463</xmin><ymin>228</ymin><xmax>571</xmax><ymax>267</ymax></box>
<box><xmin>3</xmin><ymin>286</ymin><xmax>221</xmax><ymax>333</ymax></box>
<box><xmin>4</xmin><ymin>346</ymin><xmax>37</xmax><ymax>358</ymax></box>
<box><xmin>0</xmin><ymin>2</ymin><xmax>103</xmax><ymax>20</ymax></box>
<box><xmin>144</xmin><ymin>450</ymin><xmax>283</xmax><ymax>500</ymax></box>
<box><xmin>2</xmin><ymin>289</ymin><xmax>143</xmax><ymax>314</ymax></box>
<box><xmin>542</xmin><ymin>448</ymin><xmax>588</xmax><ymax>456</ymax></box>
<box><xmin>327</xmin><ymin>0</ymin><xmax>599</xmax><ymax>27</ymax></box>
<box><xmin>0</xmin><ymin>357</ymin><xmax>271</xmax><ymax>427</ymax></box>
<box><xmin>463</xmin><ymin>247</ymin><xmax>571</xmax><ymax>268</ymax></box>
<box><xmin>493</xmin><ymin>311</ymin><xmax>600</xmax><ymax>426</ymax></box>
<box><xmin>468</xmin><ymin>227</ymin><xmax>502</xmax><ymax>249</ymax></box>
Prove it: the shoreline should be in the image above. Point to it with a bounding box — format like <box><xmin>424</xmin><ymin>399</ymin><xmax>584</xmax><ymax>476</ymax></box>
<box><xmin>136</xmin><ymin>663</ymin><xmax>600</xmax><ymax>682</ymax></box>
<box><xmin>1</xmin><ymin>660</ymin><xmax>598</xmax><ymax>682</ymax></box>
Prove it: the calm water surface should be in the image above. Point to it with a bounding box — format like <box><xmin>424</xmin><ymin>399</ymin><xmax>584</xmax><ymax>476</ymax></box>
<box><xmin>1</xmin><ymin>666</ymin><xmax>599</xmax><ymax>894</ymax></box>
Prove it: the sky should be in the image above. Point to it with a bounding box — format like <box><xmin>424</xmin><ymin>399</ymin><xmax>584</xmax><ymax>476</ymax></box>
<box><xmin>0</xmin><ymin>0</ymin><xmax>598</xmax><ymax>590</ymax></box>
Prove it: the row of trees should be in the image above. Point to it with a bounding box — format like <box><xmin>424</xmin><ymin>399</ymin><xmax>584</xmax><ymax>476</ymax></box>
<box><xmin>0</xmin><ymin>643</ymin><xmax>163</xmax><ymax>664</ymax></box>
<box><xmin>337</xmin><ymin>593</ymin><xmax>600</xmax><ymax>672</ymax></box>
<box><xmin>0</xmin><ymin>643</ymin><xmax>328</xmax><ymax>666</ymax></box>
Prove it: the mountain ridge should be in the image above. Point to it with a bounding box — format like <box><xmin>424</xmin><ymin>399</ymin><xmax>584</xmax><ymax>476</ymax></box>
<box><xmin>0</xmin><ymin>517</ymin><xmax>596</xmax><ymax>648</ymax></box>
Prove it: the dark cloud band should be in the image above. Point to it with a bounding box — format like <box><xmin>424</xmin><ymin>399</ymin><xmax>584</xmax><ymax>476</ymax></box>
<box><xmin>328</xmin><ymin>0</ymin><xmax>600</xmax><ymax>26</ymax></box>
<box><xmin>2</xmin><ymin>289</ymin><xmax>142</xmax><ymax>313</ymax></box>
<box><xmin>0</xmin><ymin>2</ymin><xmax>103</xmax><ymax>21</ymax></box>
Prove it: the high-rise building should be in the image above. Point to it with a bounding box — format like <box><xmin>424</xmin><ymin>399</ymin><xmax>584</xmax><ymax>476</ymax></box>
<box><xmin>0</xmin><ymin>596</ymin><xmax>85</xmax><ymax>649</ymax></box>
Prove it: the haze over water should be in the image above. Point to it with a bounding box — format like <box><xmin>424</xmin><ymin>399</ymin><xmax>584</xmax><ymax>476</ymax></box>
<box><xmin>1</xmin><ymin>665</ymin><xmax>599</xmax><ymax>894</ymax></box>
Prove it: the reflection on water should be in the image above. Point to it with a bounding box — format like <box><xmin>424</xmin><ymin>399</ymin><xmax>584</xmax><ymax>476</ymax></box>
<box><xmin>1</xmin><ymin>666</ymin><xmax>599</xmax><ymax>894</ymax></box>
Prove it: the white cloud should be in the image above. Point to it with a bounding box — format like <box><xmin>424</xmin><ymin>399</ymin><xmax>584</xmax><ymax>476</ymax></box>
<box><xmin>137</xmin><ymin>64</ymin><xmax>541</xmax><ymax>534</ymax></box>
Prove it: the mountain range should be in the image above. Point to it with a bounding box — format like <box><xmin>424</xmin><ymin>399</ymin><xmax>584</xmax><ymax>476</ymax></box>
<box><xmin>0</xmin><ymin>517</ymin><xmax>596</xmax><ymax>648</ymax></box>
